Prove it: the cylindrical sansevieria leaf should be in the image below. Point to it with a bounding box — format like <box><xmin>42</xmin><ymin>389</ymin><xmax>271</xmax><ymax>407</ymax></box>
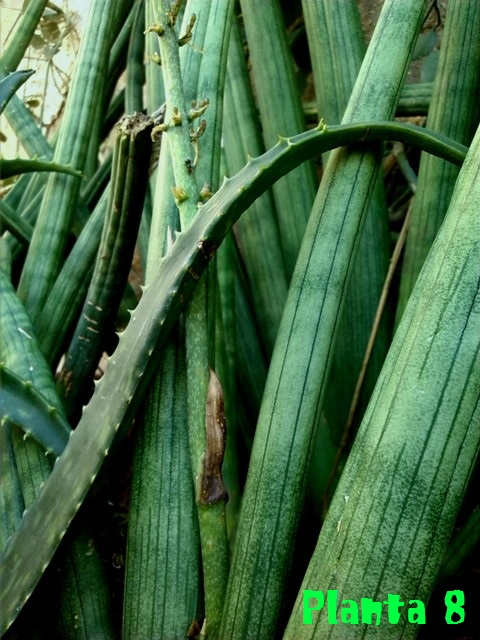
<box><xmin>239</xmin><ymin>0</ymin><xmax>317</xmax><ymax>279</ymax></box>
<box><xmin>302</xmin><ymin>0</ymin><xmax>364</xmax><ymax>133</ymax></box>
<box><xmin>56</xmin><ymin>113</ymin><xmax>153</xmax><ymax>421</ymax></box>
<box><xmin>223</xmin><ymin>21</ymin><xmax>288</xmax><ymax>356</ymax></box>
<box><xmin>149</xmin><ymin>2</ymin><xmax>234</xmax><ymax>635</ymax></box>
<box><xmin>0</xmin><ymin>0</ymin><xmax>48</xmax><ymax>74</ymax></box>
<box><xmin>35</xmin><ymin>189</ymin><xmax>109</xmax><ymax>367</ymax></box>
<box><xmin>144</xmin><ymin>0</ymin><xmax>164</xmax><ymax>115</ymax></box>
<box><xmin>396</xmin><ymin>0</ymin><xmax>480</xmax><ymax>323</ymax></box>
<box><xmin>219</xmin><ymin>1</ymin><xmax>429</xmax><ymax>637</ymax></box>
<box><xmin>123</xmin><ymin>334</ymin><xmax>202</xmax><ymax>640</ymax></box>
<box><xmin>123</xmin><ymin>4</ymin><xmax>203</xmax><ymax>633</ymax></box>
<box><xmin>2</xmin><ymin>90</ymin><xmax>52</xmax><ymax>160</ymax></box>
<box><xmin>440</xmin><ymin>506</ymin><xmax>480</xmax><ymax>579</ymax></box>
<box><xmin>0</xmin><ymin>199</ymin><xmax>32</xmax><ymax>246</ymax></box>
<box><xmin>180</xmin><ymin>3</ymin><xmax>234</xmax><ymax>634</ymax></box>
<box><xmin>125</xmin><ymin>0</ymin><xmax>145</xmax><ymax>114</ymax></box>
<box><xmin>0</xmin><ymin>422</ymin><xmax>23</xmax><ymax>551</ymax></box>
<box><xmin>302</xmin><ymin>0</ymin><xmax>391</xmax><ymax>511</ymax></box>
<box><xmin>0</xmin><ymin>0</ymin><xmax>45</xmax><ymax>235</ymax></box>
<box><xmin>305</xmin><ymin>81</ymin><xmax>434</xmax><ymax>122</ymax></box>
<box><xmin>174</xmin><ymin>0</ymin><xmax>234</xmax><ymax>437</ymax></box>
<box><xmin>52</xmin><ymin>525</ymin><xmax>118</xmax><ymax>640</ymax></box>
<box><xmin>284</xmin><ymin>119</ymin><xmax>480</xmax><ymax>640</ymax></box>
<box><xmin>103</xmin><ymin>0</ymin><xmax>137</xmax><ymax>111</ymax></box>
<box><xmin>215</xmin><ymin>225</ymin><xmax>242</xmax><ymax>534</ymax></box>
<box><xmin>17</xmin><ymin>0</ymin><xmax>117</xmax><ymax>321</ymax></box>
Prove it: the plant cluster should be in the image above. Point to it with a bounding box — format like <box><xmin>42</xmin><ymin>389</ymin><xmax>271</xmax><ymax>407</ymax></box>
<box><xmin>0</xmin><ymin>1</ymin><xmax>479</xmax><ymax>639</ymax></box>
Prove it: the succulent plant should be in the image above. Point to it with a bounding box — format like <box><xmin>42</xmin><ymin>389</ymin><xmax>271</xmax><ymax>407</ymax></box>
<box><xmin>1</xmin><ymin>1</ymin><xmax>479</xmax><ymax>638</ymax></box>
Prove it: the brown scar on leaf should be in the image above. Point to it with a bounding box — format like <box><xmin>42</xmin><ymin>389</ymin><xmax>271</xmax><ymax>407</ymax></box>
<box><xmin>199</xmin><ymin>369</ymin><xmax>228</xmax><ymax>505</ymax></box>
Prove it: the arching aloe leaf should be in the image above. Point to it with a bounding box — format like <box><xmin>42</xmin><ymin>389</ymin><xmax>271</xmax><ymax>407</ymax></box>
<box><xmin>0</xmin><ymin>365</ymin><xmax>71</xmax><ymax>458</ymax></box>
<box><xmin>0</xmin><ymin>70</ymin><xmax>34</xmax><ymax>115</ymax></box>
<box><xmin>0</xmin><ymin>158</ymin><xmax>82</xmax><ymax>179</ymax></box>
<box><xmin>0</xmin><ymin>119</ymin><xmax>467</xmax><ymax>635</ymax></box>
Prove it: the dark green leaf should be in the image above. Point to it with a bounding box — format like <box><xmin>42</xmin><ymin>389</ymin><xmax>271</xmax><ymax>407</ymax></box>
<box><xmin>0</xmin><ymin>69</ymin><xmax>34</xmax><ymax>115</ymax></box>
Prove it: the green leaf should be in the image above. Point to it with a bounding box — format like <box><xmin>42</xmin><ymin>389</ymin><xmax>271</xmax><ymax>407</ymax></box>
<box><xmin>0</xmin><ymin>157</ymin><xmax>82</xmax><ymax>179</ymax></box>
<box><xmin>0</xmin><ymin>69</ymin><xmax>34</xmax><ymax>115</ymax></box>
<box><xmin>412</xmin><ymin>29</ymin><xmax>436</xmax><ymax>59</ymax></box>
<box><xmin>0</xmin><ymin>366</ymin><xmax>71</xmax><ymax>458</ymax></box>
<box><xmin>284</xmin><ymin>119</ymin><xmax>480</xmax><ymax>639</ymax></box>
<box><xmin>0</xmin><ymin>117</ymin><xmax>468</xmax><ymax>636</ymax></box>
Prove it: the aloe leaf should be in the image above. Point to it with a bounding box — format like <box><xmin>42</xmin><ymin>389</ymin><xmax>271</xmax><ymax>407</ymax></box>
<box><xmin>0</xmin><ymin>70</ymin><xmax>34</xmax><ymax>114</ymax></box>
<box><xmin>0</xmin><ymin>157</ymin><xmax>81</xmax><ymax>179</ymax></box>
<box><xmin>396</xmin><ymin>0</ymin><xmax>480</xmax><ymax>322</ymax></box>
<box><xmin>284</xmin><ymin>118</ymin><xmax>480</xmax><ymax>640</ymax></box>
<box><xmin>0</xmin><ymin>116</ymin><xmax>467</xmax><ymax>635</ymax></box>
<box><xmin>0</xmin><ymin>366</ymin><xmax>70</xmax><ymax>458</ymax></box>
<box><xmin>0</xmin><ymin>272</ymin><xmax>66</xmax><ymax>411</ymax></box>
